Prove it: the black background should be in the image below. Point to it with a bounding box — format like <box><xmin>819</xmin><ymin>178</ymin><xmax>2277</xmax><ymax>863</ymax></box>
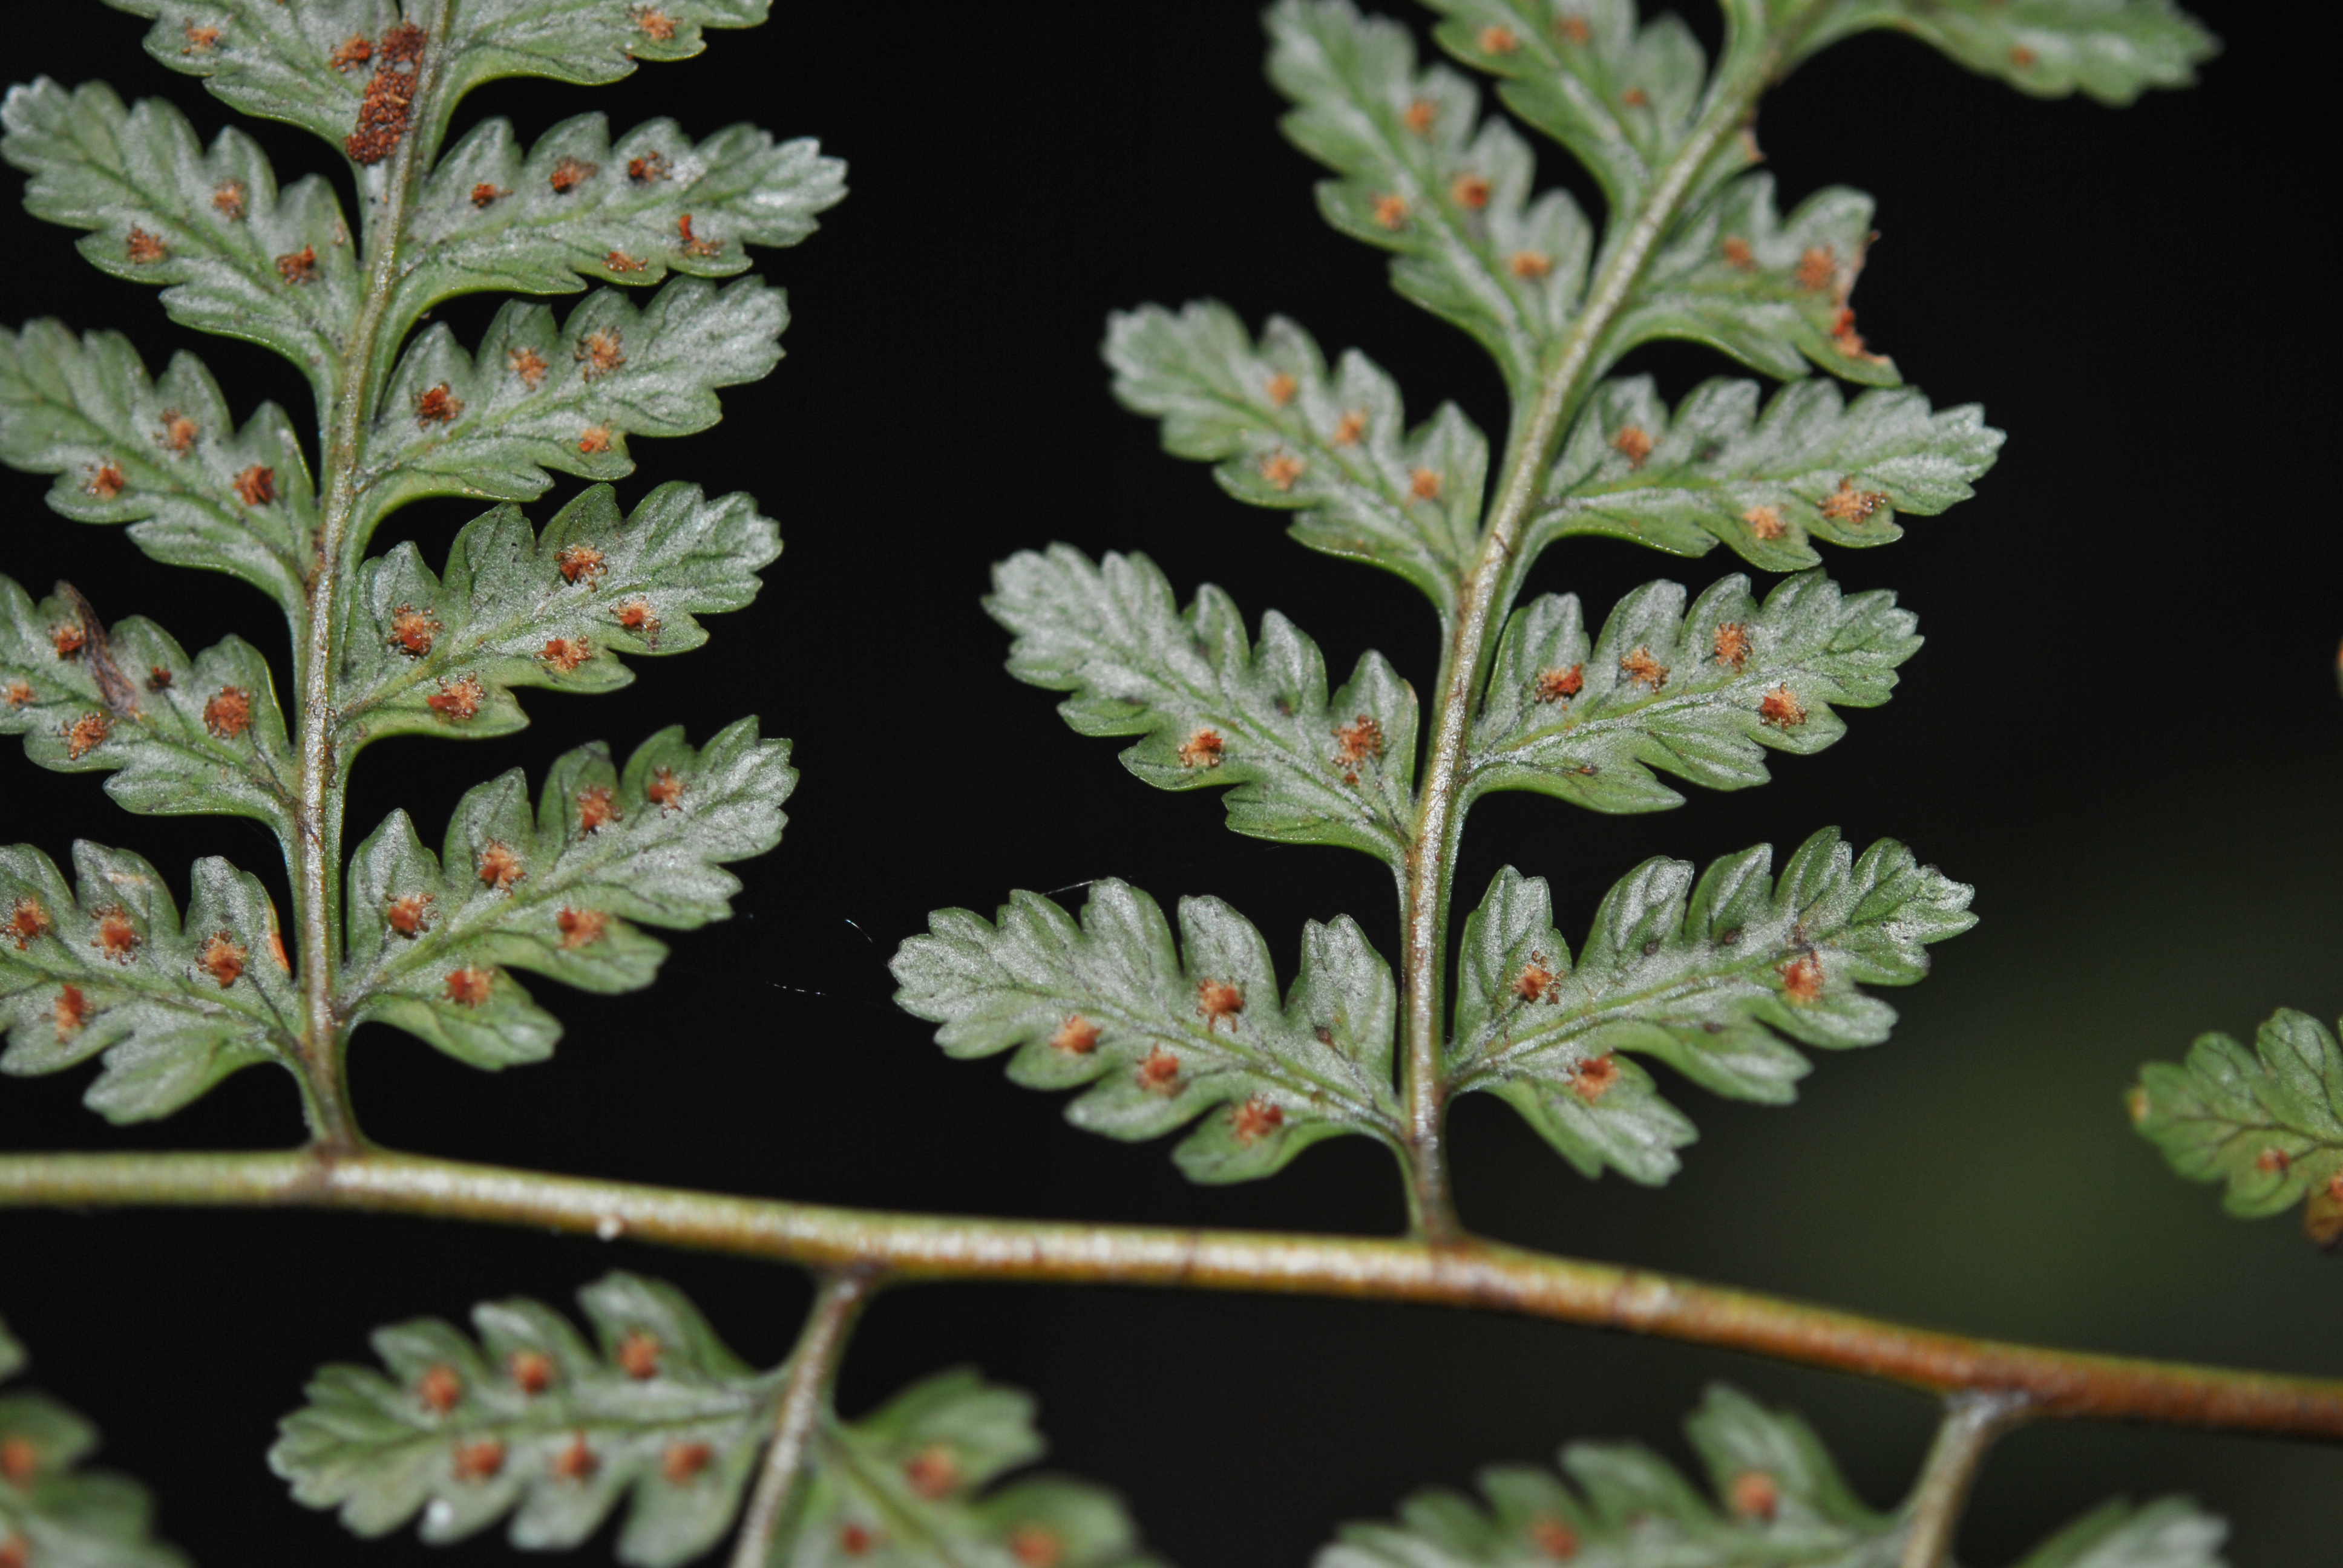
<box><xmin>4</xmin><ymin>2</ymin><xmax>2339</xmax><ymax>1564</ymax></box>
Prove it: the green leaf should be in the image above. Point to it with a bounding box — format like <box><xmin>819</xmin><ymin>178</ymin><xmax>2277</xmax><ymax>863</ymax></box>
<box><xmin>1105</xmin><ymin>302</ymin><xmax>1484</xmax><ymax>615</ymax></box>
<box><xmin>106</xmin><ymin>2</ymin><xmax>773</xmax><ymax>164</ymax></box>
<box><xmin>0</xmin><ymin>1319</ymin><xmax>190</xmax><ymax>1568</ymax></box>
<box><xmin>801</xmin><ymin>1368</ymin><xmax>1163</xmax><ymax>1568</ymax></box>
<box><xmin>1470</xmin><ymin>569</ymin><xmax>1920</xmax><ymax>814</ymax></box>
<box><xmin>1319</xmin><ymin>1383</ymin><xmax>2226</xmax><ymax>1568</ymax></box>
<box><xmin>0</xmin><ymin>577</ymin><xmax>297</xmax><ymax>834</ymax></box>
<box><xmin>1534</xmin><ymin>373</ymin><xmax>2002</xmax><ymax>572</ymax></box>
<box><xmin>989</xmin><ymin>546</ymin><xmax>1419</xmax><ymax>866</ymax></box>
<box><xmin>1265</xmin><ymin>0</ymin><xmax>1594</xmax><ymax>399</ymax></box>
<box><xmin>2</xmin><ymin>79</ymin><xmax>358</xmax><ymax>408</ymax></box>
<box><xmin>0</xmin><ymin>322</ymin><xmax>315</xmax><ymax>613</ymax></box>
<box><xmin>2132</xmin><ymin>1009</ymin><xmax>2343</xmax><ymax>1242</ymax></box>
<box><xmin>2012</xmin><ymin>1497</ymin><xmax>2229</xmax><ymax>1568</ymax></box>
<box><xmin>341</xmin><ymin>721</ymin><xmax>792</xmax><ymax>1070</ymax></box>
<box><xmin>1448</xmin><ymin>829</ymin><xmax>1973</xmax><ymax>1183</ymax></box>
<box><xmin>274</xmin><ymin>1276</ymin><xmax>1160</xmax><ymax>1568</ymax></box>
<box><xmin>356</xmin><ymin>276</ymin><xmax>785</xmax><ymax>526</ymax></box>
<box><xmin>893</xmin><ymin>878</ymin><xmax>1403</xmax><ymax>1183</ymax></box>
<box><xmin>394</xmin><ymin>111</ymin><xmax>842</xmax><ymax>332</ymax></box>
<box><xmin>271</xmin><ymin>1272</ymin><xmax>779</xmax><ymax>1568</ymax></box>
<box><xmin>1417</xmin><ymin>8</ymin><xmax>1905</xmax><ymax>388</ymax></box>
<box><xmin>1607</xmin><ymin>172</ymin><xmax>1901</xmax><ymax>387</ymax></box>
<box><xmin>0</xmin><ymin>840</ymin><xmax>298</xmax><ymax>1123</ymax></box>
<box><xmin>337</xmin><ymin>482</ymin><xmax>780</xmax><ymax>750</ymax></box>
<box><xmin>433</xmin><ymin>1</ymin><xmax>776</xmax><ymax>119</ymax></box>
<box><xmin>1423</xmin><ymin>0</ymin><xmax>1734</xmax><ymax>218</ymax></box>
<box><xmin>1813</xmin><ymin>1</ymin><xmax>2219</xmax><ymax>107</ymax></box>
<box><xmin>104</xmin><ymin>0</ymin><xmax>393</xmax><ymax>153</ymax></box>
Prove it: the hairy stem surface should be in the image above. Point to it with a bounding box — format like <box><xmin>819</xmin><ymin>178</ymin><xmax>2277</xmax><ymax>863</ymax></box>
<box><xmin>2</xmin><ymin>1147</ymin><xmax>2336</xmax><ymax>1439</ymax></box>
<box><xmin>728</xmin><ymin>1272</ymin><xmax>874</xmax><ymax>1568</ymax></box>
<box><xmin>1897</xmin><ymin>1391</ymin><xmax>2032</xmax><ymax>1568</ymax></box>
<box><xmin>1397</xmin><ymin>15</ymin><xmax>1800</xmax><ymax>1236</ymax></box>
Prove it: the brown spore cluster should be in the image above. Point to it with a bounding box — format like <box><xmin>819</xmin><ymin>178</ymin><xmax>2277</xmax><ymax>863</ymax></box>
<box><xmin>345</xmin><ymin>24</ymin><xmax>427</xmax><ymax>166</ymax></box>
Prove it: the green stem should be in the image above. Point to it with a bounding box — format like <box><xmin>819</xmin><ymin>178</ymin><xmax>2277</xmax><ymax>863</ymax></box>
<box><xmin>1897</xmin><ymin>1391</ymin><xmax>2032</xmax><ymax>1568</ymax></box>
<box><xmin>291</xmin><ymin>0</ymin><xmax>454</xmax><ymax>1150</ymax></box>
<box><xmin>728</xmin><ymin>1271</ymin><xmax>876</xmax><ymax>1568</ymax></box>
<box><xmin>2</xmin><ymin>1146</ymin><xmax>2336</xmax><ymax>1440</ymax></box>
<box><xmin>1395</xmin><ymin>19</ymin><xmax>1795</xmax><ymax>1239</ymax></box>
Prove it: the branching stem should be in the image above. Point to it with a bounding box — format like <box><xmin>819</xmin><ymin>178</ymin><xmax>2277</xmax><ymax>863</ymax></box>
<box><xmin>1396</xmin><ymin>12</ymin><xmax>1801</xmax><ymax>1238</ymax></box>
<box><xmin>1</xmin><ymin>1146</ymin><xmax>2336</xmax><ymax>1439</ymax></box>
<box><xmin>290</xmin><ymin>0</ymin><xmax>454</xmax><ymax>1152</ymax></box>
<box><xmin>728</xmin><ymin>1270</ymin><xmax>876</xmax><ymax>1568</ymax></box>
<box><xmin>1898</xmin><ymin>1391</ymin><xmax>2033</xmax><ymax>1568</ymax></box>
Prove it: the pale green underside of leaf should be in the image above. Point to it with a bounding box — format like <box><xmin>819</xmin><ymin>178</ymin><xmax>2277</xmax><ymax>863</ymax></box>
<box><xmin>1318</xmin><ymin>1383</ymin><xmax>2225</xmax><ymax>1568</ymax></box>
<box><xmin>893</xmin><ymin>878</ymin><xmax>1403</xmax><ymax>1184</ymax></box>
<box><xmin>0</xmin><ymin>840</ymin><xmax>297</xmax><ymax>1124</ymax></box>
<box><xmin>339</xmin><ymin>482</ymin><xmax>779</xmax><ymax>750</ymax></box>
<box><xmin>0</xmin><ymin>576</ymin><xmax>298</xmax><ymax>834</ymax></box>
<box><xmin>343</xmin><ymin>720</ymin><xmax>792</xmax><ymax>1070</ymax></box>
<box><xmin>0</xmin><ymin>321</ymin><xmax>315</xmax><ymax>613</ymax></box>
<box><xmin>1106</xmin><ymin>302</ymin><xmax>1482</xmax><ymax>616</ymax></box>
<box><xmin>799</xmin><ymin>1367</ymin><xmax>1163</xmax><ymax>1568</ymax></box>
<box><xmin>1450</xmin><ymin>828</ymin><xmax>1973</xmax><ymax>1184</ymax></box>
<box><xmin>990</xmin><ymin>546</ymin><xmax>1418</xmax><ymax>866</ymax></box>
<box><xmin>1809</xmin><ymin>0</ymin><xmax>2218</xmax><ymax>106</ymax></box>
<box><xmin>272</xmin><ymin>1275</ymin><xmax>1159</xmax><ymax>1568</ymax></box>
<box><xmin>106</xmin><ymin>1</ymin><xmax>773</xmax><ymax>167</ymax></box>
<box><xmin>397</xmin><ymin>110</ymin><xmax>842</xmax><ymax>332</ymax></box>
<box><xmin>1538</xmin><ymin>373</ymin><xmax>2001</xmax><ymax>572</ymax></box>
<box><xmin>1268</xmin><ymin>0</ymin><xmax>1596</xmax><ymax>402</ymax></box>
<box><xmin>0</xmin><ymin>1318</ymin><xmax>190</xmax><ymax>1568</ymax></box>
<box><xmin>2</xmin><ymin>77</ymin><xmax>358</xmax><ymax>410</ymax></box>
<box><xmin>1471</xmin><ymin>568</ymin><xmax>1918</xmax><ymax>814</ymax></box>
<box><xmin>358</xmin><ymin>275</ymin><xmax>784</xmax><ymax>529</ymax></box>
<box><xmin>1420</xmin><ymin>0</ymin><xmax>1745</xmax><ymax>217</ymax></box>
<box><xmin>1279</xmin><ymin>0</ymin><xmax>1899</xmax><ymax>395</ymax></box>
<box><xmin>2134</xmin><ymin>1009</ymin><xmax>2343</xmax><ymax>1222</ymax></box>
<box><xmin>271</xmin><ymin>1272</ymin><xmax>778</xmax><ymax>1568</ymax></box>
<box><xmin>1600</xmin><ymin>169</ymin><xmax>1898</xmax><ymax>387</ymax></box>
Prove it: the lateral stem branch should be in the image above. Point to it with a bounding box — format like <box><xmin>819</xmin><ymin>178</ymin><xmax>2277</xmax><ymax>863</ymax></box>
<box><xmin>1</xmin><ymin>1148</ymin><xmax>2336</xmax><ymax>1440</ymax></box>
<box><xmin>727</xmin><ymin>1270</ymin><xmax>876</xmax><ymax>1568</ymax></box>
<box><xmin>1393</xmin><ymin>13</ymin><xmax>1799</xmax><ymax>1240</ymax></box>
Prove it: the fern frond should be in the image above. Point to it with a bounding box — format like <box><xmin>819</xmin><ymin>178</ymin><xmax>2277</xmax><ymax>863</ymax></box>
<box><xmin>1320</xmin><ymin>1384</ymin><xmax>2226</xmax><ymax>1568</ymax></box>
<box><xmin>1268</xmin><ymin>1</ymin><xmax>1591</xmax><ymax>400</ymax></box>
<box><xmin>1449</xmin><ymin>830</ymin><xmax>1973</xmax><ymax>1183</ymax></box>
<box><xmin>273</xmin><ymin>1276</ymin><xmax>1160</xmax><ymax>1568</ymax></box>
<box><xmin>1106</xmin><ymin>303</ymin><xmax>1484</xmax><ymax>614</ymax></box>
<box><xmin>1807</xmin><ymin>0</ymin><xmax>2219</xmax><ymax>105</ymax></box>
<box><xmin>2</xmin><ymin>79</ymin><xmax>358</xmax><ymax>408</ymax></box>
<box><xmin>1535</xmin><ymin>374</ymin><xmax>2002</xmax><ymax>572</ymax></box>
<box><xmin>106</xmin><ymin>1</ymin><xmax>776</xmax><ymax>162</ymax></box>
<box><xmin>339</xmin><ymin>483</ymin><xmax>779</xmax><ymax>750</ymax></box>
<box><xmin>991</xmin><ymin>547</ymin><xmax>1419</xmax><ymax>865</ymax></box>
<box><xmin>399</xmin><ymin>111</ymin><xmax>842</xmax><ymax>329</ymax></box>
<box><xmin>341</xmin><ymin>722</ymin><xmax>791</xmax><ymax>1070</ymax></box>
<box><xmin>273</xmin><ymin>1273</ymin><xmax>780</xmax><ymax>1566</ymax></box>
<box><xmin>0</xmin><ymin>578</ymin><xmax>295</xmax><ymax>833</ymax></box>
<box><xmin>0</xmin><ymin>843</ymin><xmax>295</xmax><ymax>1123</ymax></box>
<box><xmin>1423</xmin><ymin>1</ymin><xmax>1731</xmax><ymax>217</ymax></box>
<box><xmin>358</xmin><ymin>276</ymin><xmax>786</xmax><ymax>526</ymax></box>
<box><xmin>2133</xmin><ymin>1009</ymin><xmax>2343</xmax><ymax>1247</ymax></box>
<box><xmin>1470</xmin><ymin>570</ymin><xmax>1920</xmax><ymax>813</ymax></box>
<box><xmin>894</xmin><ymin>879</ymin><xmax>1404</xmax><ymax>1183</ymax></box>
<box><xmin>0</xmin><ymin>322</ymin><xmax>314</xmax><ymax>612</ymax></box>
